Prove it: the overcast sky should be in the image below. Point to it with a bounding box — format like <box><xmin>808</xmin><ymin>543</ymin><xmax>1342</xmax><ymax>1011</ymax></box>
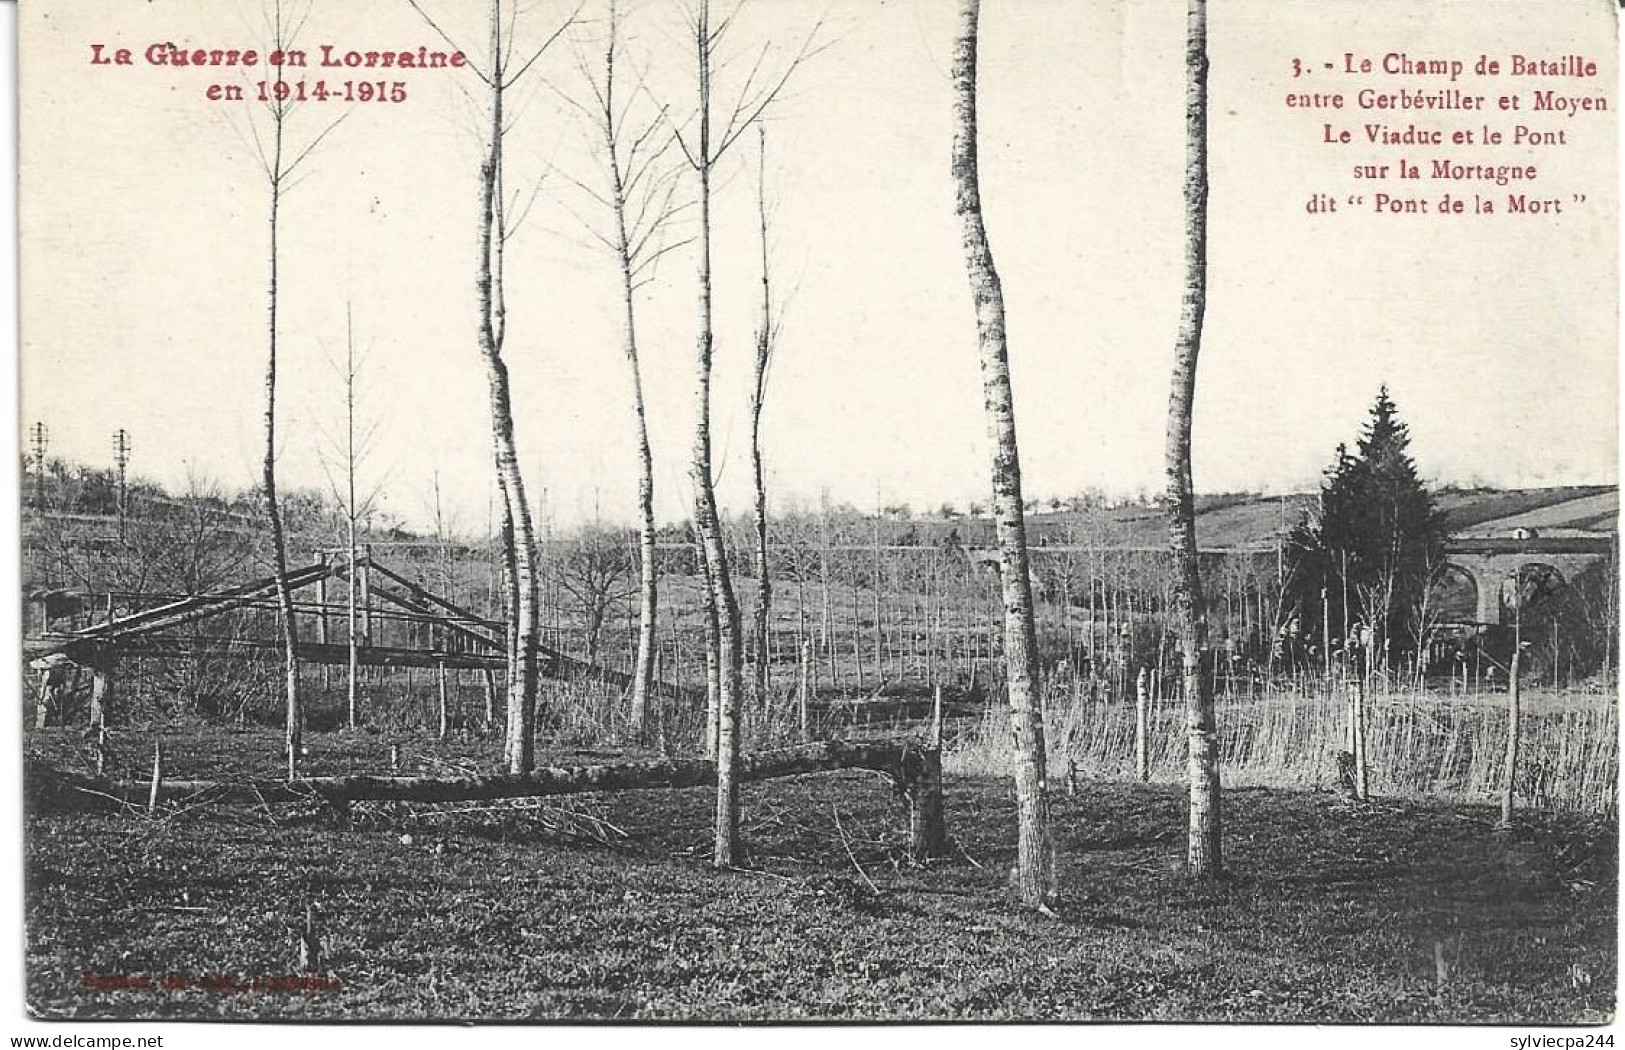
<box><xmin>19</xmin><ymin>0</ymin><xmax>1619</xmax><ymax>534</ymax></box>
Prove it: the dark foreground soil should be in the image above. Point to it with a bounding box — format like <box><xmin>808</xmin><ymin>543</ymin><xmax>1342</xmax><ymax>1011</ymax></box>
<box><xmin>22</xmin><ymin>724</ymin><xmax>1617</xmax><ymax>1022</ymax></box>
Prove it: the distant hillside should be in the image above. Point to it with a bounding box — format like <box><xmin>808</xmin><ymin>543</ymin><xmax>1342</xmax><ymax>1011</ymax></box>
<box><xmin>1435</xmin><ymin>485</ymin><xmax>1617</xmax><ymax>533</ymax></box>
<box><xmin>1021</xmin><ymin>495</ymin><xmax>1309</xmax><ymax>549</ymax></box>
<box><xmin>935</xmin><ymin>485</ymin><xmax>1616</xmax><ymax>551</ymax></box>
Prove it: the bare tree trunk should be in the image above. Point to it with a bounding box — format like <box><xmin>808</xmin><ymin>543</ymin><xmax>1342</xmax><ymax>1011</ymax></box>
<box><xmin>1165</xmin><ymin>0</ymin><xmax>1222</xmax><ymax>879</ymax></box>
<box><xmin>871</xmin><ymin>507</ymin><xmax>884</xmax><ymax>684</ymax></box>
<box><xmin>951</xmin><ymin>0</ymin><xmax>1056</xmax><ymax>911</ymax></box>
<box><xmin>262</xmin><ymin>29</ymin><xmax>301</xmax><ymax>781</ymax></box>
<box><xmin>819</xmin><ymin>503</ymin><xmax>836</xmax><ymax>689</ymax></box>
<box><xmin>489</xmin><ymin>307</ymin><xmax>542</xmax><ymax>776</ymax></box>
<box><xmin>691</xmin><ymin>1</ymin><xmax>746</xmax><ymax>868</ymax></box>
<box><xmin>749</xmin><ymin>126</ymin><xmax>775</xmax><ymax>708</ymax></box>
<box><xmin>591</xmin><ymin>0</ymin><xmax>661</xmax><ymax>742</ymax></box>
<box><xmin>667</xmin><ymin>0</ymin><xmax>819</xmax><ymax>864</ymax></box>
<box><xmin>471</xmin><ymin>0</ymin><xmax>542</xmax><ymax>774</ymax></box>
<box><xmin>586</xmin><ymin>608</ymin><xmax>605</xmax><ymax>669</ymax></box>
<box><xmin>851</xmin><ymin>576</ymin><xmax>866</xmax><ymax>690</ymax></box>
<box><xmin>798</xmin><ymin>636</ymin><xmax>812</xmax><ymax>740</ymax></box>
<box><xmin>342</xmin><ymin>304</ymin><xmax>362</xmax><ymax>729</ymax></box>
<box><xmin>697</xmin><ymin>529</ymin><xmax>721</xmax><ymax>758</ymax></box>
<box><xmin>627</xmin><ymin>356</ymin><xmax>658</xmax><ymax>740</ymax></box>
<box><xmin>347</xmin><ymin>512</ymin><xmax>359</xmax><ymax>727</ymax></box>
<box><xmin>499</xmin><ymin>496</ymin><xmax>519</xmax><ymax>681</ymax></box>
<box><xmin>1501</xmin><ymin>595</ymin><xmax>1522</xmax><ymax>827</ymax></box>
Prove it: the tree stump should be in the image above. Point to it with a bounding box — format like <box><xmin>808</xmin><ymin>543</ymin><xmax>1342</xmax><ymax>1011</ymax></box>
<box><xmin>1334</xmin><ymin>750</ymin><xmax>1359</xmax><ymax>800</ymax></box>
<box><xmin>903</xmin><ymin>745</ymin><xmax>947</xmax><ymax>863</ymax></box>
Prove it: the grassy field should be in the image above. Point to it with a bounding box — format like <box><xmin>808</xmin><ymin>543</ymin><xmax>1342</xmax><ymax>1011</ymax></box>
<box><xmin>23</xmin><ymin>723</ymin><xmax>1616</xmax><ymax>1022</ymax></box>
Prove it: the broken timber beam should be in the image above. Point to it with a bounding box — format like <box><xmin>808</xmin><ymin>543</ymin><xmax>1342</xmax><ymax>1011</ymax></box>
<box><xmin>364</xmin><ymin>561</ymin><xmax>505</xmax><ymax>634</ymax></box>
<box><xmin>65</xmin><ymin>562</ymin><xmax>332</xmax><ymax>642</ymax></box>
<box><xmin>328</xmin><ymin>566</ymin><xmax>502</xmax><ymax>654</ymax></box>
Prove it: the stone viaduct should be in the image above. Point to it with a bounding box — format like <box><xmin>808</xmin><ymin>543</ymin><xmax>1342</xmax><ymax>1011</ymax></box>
<box><xmin>1443</xmin><ymin>531</ymin><xmax>1614</xmax><ymax>626</ymax></box>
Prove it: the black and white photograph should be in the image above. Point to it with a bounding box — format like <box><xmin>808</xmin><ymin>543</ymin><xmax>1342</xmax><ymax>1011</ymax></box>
<box><xmin>10</xmin><ymin>0</ymin><xmax>1620</xmax><ymax>1033</ymax></box>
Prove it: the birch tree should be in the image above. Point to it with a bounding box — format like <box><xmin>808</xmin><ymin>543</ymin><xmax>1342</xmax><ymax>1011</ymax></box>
<box><xmin>667</xmin><ymin>0</ymin><xmax>822</xmax><ymax>867</ymax></box>
<box><xmin>409</xmin><ymin>0</ymin><xmax>576</xmax><ymax>774</ymax></box>
<box><xmin>1165</xmin><ymin>0</ymin><xmax>1222</xmax><ymax>878</ymax></box>
<box><xmin>748</xmin><ymin>124</ymin><xmax>783</xmax><ymax>703</ymax></box>
<box><xmin>557</xmin><ymin>0</ymin><xmax>688</xmax><ymax>740</ymax></box>
<box><xmin>429</xmin><ymin>471</ymin><xmax>460</xmax><ymax>738</ymax></box>
<box><xmin>238</xmin><ymin>0</ymin><xmax>347</xmax><ymax>779</ymax></box>
<box><xmin>695</xmin><ymin>521</ymin><xmax>722</xmax><ymax>756</ymax></box>
<box><xmin>951</xmin><ymin>0</ymin><xmax>1057</xmax><ymax>911</ymax></box>
<box><xmin>316</xmin><ymin>303</ymin><xmax>384</xmax><ymax>729</ymax></box>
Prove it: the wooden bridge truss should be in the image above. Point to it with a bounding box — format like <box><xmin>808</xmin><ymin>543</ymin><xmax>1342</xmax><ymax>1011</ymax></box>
<box><xmin>24</xmin><ymin>553</ymin><xmax>687</xmax><ymax>727</ymax></box>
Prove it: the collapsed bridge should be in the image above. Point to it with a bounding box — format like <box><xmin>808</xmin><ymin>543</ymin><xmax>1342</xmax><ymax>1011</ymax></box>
<box><xmin>24</xmin><ymin>551</ymin><xmax>698</xmax><ymax>728</ymax></box>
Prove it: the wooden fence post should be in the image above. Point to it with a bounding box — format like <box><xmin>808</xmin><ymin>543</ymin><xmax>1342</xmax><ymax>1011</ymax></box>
<box><xmin>33</xmin><ymin>666</ymin><xmax>54</xmax><ymax>730</ymax></box>
<box><xmin>317</xmin><ymin>555</ymin><xmax>330</xmax><ymax>692</ymax></box>
<box><xmin>89</xmin><ymin>658</ymin><xmax>113</xmax><ymax>730</ymax></box>
<box><xmin>1134</xmin><ymin>666</ymin><xmax>1150</xmax><ymax>782</ymax></box>
<box><xmin>316</xmin><ymin>554</ymin><xmax>329</xmax><ymax>644</ymax></box>
<box><xmin>1501</xmin><ymin>641</ymin><xmax>1522</xmax><ymax>828</ymax></box>
<box><xmin>798</xmin><ymin>638</ymin><xmax>812</xmax><ymax>741</ymax></box>
<box><xmin>437</xmin><ymin>660</ymin><xmax>450</xmax><ymax>741</ymax></box>
<box><xmin>930</xmin><ymin>685</ymin><xmax>944</xmax><ymax>749</ymax></box>
<box><xmin>1354</xmin><ymin>671</ymin><xmax>1369</xmax><ymax>801</ymax></box>
<box><xmin>361</xmin><ymin>546</ymin><xmax>374</xmax><ymax>645</ymax></box>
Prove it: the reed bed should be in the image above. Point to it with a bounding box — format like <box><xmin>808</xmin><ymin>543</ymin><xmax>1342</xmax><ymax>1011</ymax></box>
<box><xmin>950</xmin><ymin>679</ymin><xmax>1619</xmax><ymax>814</ymax></box>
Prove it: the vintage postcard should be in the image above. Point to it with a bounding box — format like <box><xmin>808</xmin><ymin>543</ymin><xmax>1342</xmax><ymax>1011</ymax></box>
<box><xmin>13</xmin><ymin>0</ymin><xmax>1619</xmax><ymax>1031</ymax></box>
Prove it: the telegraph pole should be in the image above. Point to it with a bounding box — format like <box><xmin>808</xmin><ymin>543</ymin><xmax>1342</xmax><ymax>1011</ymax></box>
<box><xmin>29</xmin><ymin>422</ymin><xmax>48</xmax><ymax>510</ymax></box>
<box><xmin>111</xmin><ymin>429</ymin><xmax>132</xmax><ymax>537</ymax></box>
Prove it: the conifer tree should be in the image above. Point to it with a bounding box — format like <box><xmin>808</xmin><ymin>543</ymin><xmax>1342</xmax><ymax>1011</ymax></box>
<box><xmin>1287</xmin><ymin>387</ymin><xmax>1447</xmax><ymax>670</ymax></box>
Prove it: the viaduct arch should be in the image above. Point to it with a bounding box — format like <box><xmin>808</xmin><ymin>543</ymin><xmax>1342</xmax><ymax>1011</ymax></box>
<box><xmin>1442</xmin><ymin>533</ymin><xmax>1613</xmax><ymax>626</ymax></box>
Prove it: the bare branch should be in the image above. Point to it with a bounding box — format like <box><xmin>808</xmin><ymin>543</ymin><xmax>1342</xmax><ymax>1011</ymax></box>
<box><xmin>627</xmin><ymin>175</ymin><xmax>690</xmax><ymax>263</ymax></box>
<box><xmin>716</xmin><ymin>40</ymin><xmax>771</xmax><ymax>149</ymax></box>
<box><xmin>624</xmin><ymin>147</ymin><xmax>685</xmax><ymax>231</ymax></box>
<box><xmin>503</xmin><ymin>0</ymin><xmax>522</xmax><ymax>70</ymax></box>
<box><xmin>503</xmin><ymin>176</ymin><xmax>549</xmax><ymax>243</ymax></box>
<box><xmin>714</xmin><ymin>19</ymin><xmax>830</xmax><ymax>159</ymax></box>
<box><xmin>225</xmin><ymin>109</ymin><xmax>274</xmax><ymax>182</ymax></box>
<box><xmin>553</xmin><ymin>194</ymin><xmax>619</xmax><ymax>253</ymax></box>
<box><xmin>621</xmin><ymin>108</ymin><xmax>675</xmax><ymax>188</ymax></box>
<box><xmin>657</xmin><ymin>106</ymin><xmax>699</xmax><ymax>170</ymax></box>
<box><xmin>281</xmin><ymin>107</ymin><xmax>353</xmax><ymax>182</ymax></box>
<box><xmin>707</xmin><ymin>0</ymin><xmax>751</xmax><ymax>49</ymax></box>
<box><xmin>551</xmin><ymin>163</ymin><xmax>612</xmax><ymax>211</ymax></box>
<box><xmin>629</xmin><ymin>235</ymin><xmax>693</xmax><ymax>284</ymax></box>
<box><xmin>503</xmin><ymin>0</ymin><xmax>587</xmax><ymax>89</ymax></box>
<box><xmin>405</xmin><ymin>0</ymin><xmax>492</xmax><ymax>84</ymax></box>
